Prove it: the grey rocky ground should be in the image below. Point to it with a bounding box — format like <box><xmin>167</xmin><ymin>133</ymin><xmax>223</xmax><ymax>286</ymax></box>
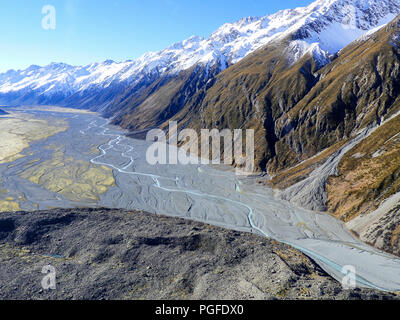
<box><xmin>0</xmin><ymin>208</ymin><xmax>398</xmax><ymax>300</ymax></box>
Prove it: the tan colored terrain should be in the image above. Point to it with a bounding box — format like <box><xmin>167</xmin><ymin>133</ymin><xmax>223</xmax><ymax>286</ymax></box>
<box><xmin>327</xmin><ymin>113</ymin><xmax>400</xmax><ymax>222</ymax></box>
<box><xmin>0</xmin><ymin>111</ymin><xmax>114</xmax><ymax>211</ymax></box>
<box><xmin>0</xmin><ymin>112</ymin><xmax>68</xmax><ymax>164</ymax></box>
<box><xmin>267</xmin><ymin>140</ymin><xmax>348</xmax><ymax>189</ymax></box>
<box><xmin>0</xmin><ymin>198</ymin><xmax>20</xmax><ymax>212</ymax></box>
<box><xmin>0</xmin><ymin>182</ymin><xmax>21</xmax><ymax>212</ymax></box>
<box><xmin>325</xmin><ymin>113</ymin><xmax>400</xmax><ymax>255</ymax></box>
<box><xmin>19</xmin><ymin>148</ymin><xmax>115</xmax><ymax>203</ymax></box>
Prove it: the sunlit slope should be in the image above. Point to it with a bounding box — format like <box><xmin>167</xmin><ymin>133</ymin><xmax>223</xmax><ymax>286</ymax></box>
<box><xmin>108</xmin><ymin>64</ymin><xmax>222</xmax><ymax>134</ymax></box>
<box><xmin>0</xmin><ymin>112</ymin><xmax>68</xmax><ymax>164</ymax></box>
<box><xmin>161</xmin><ymin>16</ymin><xmax>400</xmax><ymax>175</ymax></box>
<box><xmin>158</xmin><ymin>38</ymin><xmax>321</xmax><ymax>171</ymax></box>
<box><xmin>326</xmin><ymin>112</ymin><xmax>400</xmax><ymax>255</ymax></box>
<box><xmin>328</xmin><ymin>113</ymin><xmax>400</xmax><ymax>221</ymax></box>
<box><xmin>143</xmin><ymin>15</ymin><xmax>400</xmax><ymax>257</ymax></box>
<box><xmin>283</xmin><ymin>17</ymin><xmax>400</xmax><ymax>169</ymax></box>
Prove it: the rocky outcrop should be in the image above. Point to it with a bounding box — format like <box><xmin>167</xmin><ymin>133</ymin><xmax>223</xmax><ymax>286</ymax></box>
<box><xmin>0</xmin><ymin>208</ymin><xmax>398</xmax><ymax>300</ymax></box>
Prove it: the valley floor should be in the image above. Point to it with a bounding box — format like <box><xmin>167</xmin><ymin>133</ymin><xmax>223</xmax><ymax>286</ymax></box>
<box><xmin>1</xmin><ymin>107</ymin><xmax>400</xmax><ymax>292</ymax></box>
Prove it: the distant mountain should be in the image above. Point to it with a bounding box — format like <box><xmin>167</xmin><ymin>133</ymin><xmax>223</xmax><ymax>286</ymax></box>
<box><xmin>104</xmin><ymin>0</ymin><xmax>400</xmax><ymax>134</ymax></box>
<box><xmin>0</xmin><ymin>0</ymin><xmax>398</xmax><ymax>112</ymax></box>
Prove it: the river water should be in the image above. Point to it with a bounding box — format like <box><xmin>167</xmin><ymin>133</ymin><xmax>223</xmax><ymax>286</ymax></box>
<box><xmin>1</xmin><ymin>108</ymin><xmax>400</xmax><ymax>292</ymax></box>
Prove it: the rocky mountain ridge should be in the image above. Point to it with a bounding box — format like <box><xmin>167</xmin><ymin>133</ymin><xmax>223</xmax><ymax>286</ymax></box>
<box><xmin>0</xmin><ymin>0</ymin><xmax>398</xmax><ymax>112</ymax></box>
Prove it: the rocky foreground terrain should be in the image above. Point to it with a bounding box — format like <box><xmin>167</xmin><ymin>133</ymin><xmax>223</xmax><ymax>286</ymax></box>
<box><xmin>0</xmin><ymin>208</ymin><xmax>398</xmax><ymax>300</ymax></box>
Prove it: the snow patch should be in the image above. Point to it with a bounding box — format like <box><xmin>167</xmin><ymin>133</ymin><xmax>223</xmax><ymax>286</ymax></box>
<box><xmin>0</xmin><ymin>0</ymin><xmax>400</xmax><ymax>98</ymax></box>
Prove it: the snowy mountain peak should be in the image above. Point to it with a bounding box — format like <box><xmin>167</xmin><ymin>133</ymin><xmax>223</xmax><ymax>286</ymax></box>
<box><xmin>0</xmin><ymin>0</ymin><xmax>399</xmax><ymax>99</ymax></box>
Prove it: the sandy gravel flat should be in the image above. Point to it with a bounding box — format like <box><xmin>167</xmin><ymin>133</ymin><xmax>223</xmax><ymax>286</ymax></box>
<box><xmin>17</xmin><ymin>105</ymin><xmax>98</xmax><ymax>115</ymax></box>
<box><xmin>0</xmin><ymin>112</ymin><xmax>68</xmax><ymax>164</ymax></box>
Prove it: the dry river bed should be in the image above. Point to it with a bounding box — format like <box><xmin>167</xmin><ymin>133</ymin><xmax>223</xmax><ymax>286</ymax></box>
<box><xmin>0</xmin><ymin>107</ymin><xmax>400</xmax><ymax>292</ymax></box>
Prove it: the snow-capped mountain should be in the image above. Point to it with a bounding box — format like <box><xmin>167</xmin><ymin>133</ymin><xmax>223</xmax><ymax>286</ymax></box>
<box><xmin>0</xmin><ymin>0</ymin><xmax>399</xmax><ymax>106</ymax></box>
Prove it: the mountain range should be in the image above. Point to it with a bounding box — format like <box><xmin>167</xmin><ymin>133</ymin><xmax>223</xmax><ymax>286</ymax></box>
<box><xmin>1</xmin><ymin>0</ymin><xmax>398</xmax><ymax>110</ymax></box>
<box><xmin>1</xmin><ymin>0</ymin><xmax>400</xmax><ymax>256</ymax></box>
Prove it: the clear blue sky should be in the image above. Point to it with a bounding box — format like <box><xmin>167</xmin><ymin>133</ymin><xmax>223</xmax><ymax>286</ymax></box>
<box><xmin>0</xmin><ymin>0</ymin><xmax>314</xmax><ymax>72</ymax></box>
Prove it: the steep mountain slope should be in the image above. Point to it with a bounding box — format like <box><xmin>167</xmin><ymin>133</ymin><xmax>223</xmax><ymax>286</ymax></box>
<box><xmin>0</xmin><ymin>0</ymin><xmax>398</xmax><ymax>115</ymax></box>
<box><xmin>219</xmin><ymin>15</ymin><xmax>400</xmax><ymax>256</ymax></box>
<box><xmin>326</xmin><ymin>110</ymin><xmax>400</xmax><ymax>256</ymax></box>
<box><xmin>161</xmin><ymin>14</ymin><xmax>400</xmax><ymax>173</ymax></box>
<box><xmin>160</xmin><ymin>39</ymin><xmax>322</xmax><ymax>169</ymax></box>
<box><xmin>274</xmin><ymin>15</ymin><xmax>400</xmax><ymax>172</ymax></box>
<box><xmin>106</xmin><ymin>63</ymin><xmax>223</xmax><ymax>133</ymax></box>
<box><xmin>327</xmin><ymin>112</ymin><xmax>400</xmax><ymax>222</ymax></box>
<box><xmin>104</xmin><ymin>0</ymin><xmax>400</xmax><ymax>158</ymax></box>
